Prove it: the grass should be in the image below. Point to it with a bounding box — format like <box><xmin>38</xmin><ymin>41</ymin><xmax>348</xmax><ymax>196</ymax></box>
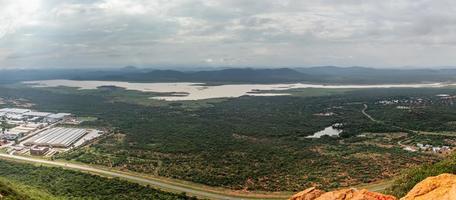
<box><xmin>77</xmin><ymin>116</ymin><xmax>98</xmax><ymax>122</ymax></box>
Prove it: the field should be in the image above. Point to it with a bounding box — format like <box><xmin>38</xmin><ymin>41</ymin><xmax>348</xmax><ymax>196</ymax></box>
<box><xmin>1</xmin><ymin>84</ymin><xmax>456</xmax><ymax>192</ymax></box>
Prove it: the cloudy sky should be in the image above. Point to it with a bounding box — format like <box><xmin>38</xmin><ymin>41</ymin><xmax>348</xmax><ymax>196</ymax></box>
<box><xmin>1</xmin><ymin>0</ymin><xmax>456</xmax><ymax>69</ymax></box>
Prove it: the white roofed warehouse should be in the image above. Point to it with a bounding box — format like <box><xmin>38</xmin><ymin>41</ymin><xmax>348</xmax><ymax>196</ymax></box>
<box><xmin>45</xmin><ymin>113</ymin><xmax>72</xmax><ymax>123</ymax></box>
<box><xmin>24</xmin><ymin>127</ymin><xmax>87</xmax><ymax>148</ymax></box>
<box><xmin>23</xmin><ymin>112</ymin><xmax>52</xmax><ymax>117</ymax></box>
<box><xmin>0</xmin><ymin>108</ymin><xmax>31</xmax><ymax>114</ymax></box>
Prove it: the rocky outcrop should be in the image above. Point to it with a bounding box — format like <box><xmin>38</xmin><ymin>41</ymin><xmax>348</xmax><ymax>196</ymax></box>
<box><xmin>401</xmin><ymin>173</ymin><xmax>456</xmax><ymax>200</ymax></box>
<box><xmin>289</xmin><ymin>187</ymin><xmax>325</xmax><ymax>200</ymax></box>
<box><xmin>290</xmin><ymin>187</ymin><xmax>396</xmax><ymax>200</ymax></box>
<box><xmin>290</xmin><ymin>173</ymin><xmax>456</xmax><ymax>200</ymax></box>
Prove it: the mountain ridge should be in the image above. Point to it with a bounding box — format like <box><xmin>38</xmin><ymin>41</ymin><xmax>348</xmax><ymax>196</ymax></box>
<box><xmin>4</xmin><ymin>66</ymin><xmax>456</xmax><ymax>84</ymax></box>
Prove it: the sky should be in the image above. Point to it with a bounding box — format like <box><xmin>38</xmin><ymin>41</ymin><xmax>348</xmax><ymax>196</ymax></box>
<box><xmin>1</xmin><ymin>0</ymin><xmax>456</xmax><ymax>69</ymax></box>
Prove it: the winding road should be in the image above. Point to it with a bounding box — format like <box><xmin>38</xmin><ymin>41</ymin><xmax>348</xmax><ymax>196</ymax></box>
<box><xmin>362</xmin><ymin>104</ymin><xmax>378</xmax><ymax>122</ymax></box>
<box><xmin>0</xmin><ymin>153</ymin><xmax>290</xmax><ymax>200</ymax></box>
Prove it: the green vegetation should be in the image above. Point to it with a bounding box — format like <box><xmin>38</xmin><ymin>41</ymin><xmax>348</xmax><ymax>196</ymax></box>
<box><xmin>0</xmin><ymin>177</ymin><xmax>63</xmax><ymax>200</ymax></box>
<box><xmin>385</xmin><ymin>152</ymin><xmax>456</xmax><ymax>197</ymax></box>
<box><xmin>77</xmin><ymin>116</ymin><xmax>98</xmax><ymax>122</ymax></box>
<box><xmin>0</xmin><ymin>160</ymin><xmax>196</xmax><ymax>200</ymax></box>
<box><xmin>15</xmin><ymin>84</ymin><xmax>226</xmax><ymax>108</ymax></box>
<box><xmin>1</xmin><ymin>85</ymin><xmax>456</xmax><ymax>192</ymax></box>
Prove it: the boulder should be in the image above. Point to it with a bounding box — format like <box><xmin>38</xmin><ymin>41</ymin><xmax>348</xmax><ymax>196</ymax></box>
<box><xmin>289</xmin><ymin>187</ymin><xmax>325</xmax><ymax>200</ymax></box>
<box><xmin>318</xmin><ymin>188</ymin><xmax>396</xmax><ymax>200</ymax></box>
<box><xmin>290</xmin><ymin>173</ymin><xmax>456</xmax><ymax>200</ymax></box>
<box><xmin>401</xmin><ymin>173</ymin><xmax>456</xmax><ymax>200</ymax></box>
<box><xmin>289</xmin><ymin>188</ymin><xmax>397</xmax><ymax>200</ymax></box>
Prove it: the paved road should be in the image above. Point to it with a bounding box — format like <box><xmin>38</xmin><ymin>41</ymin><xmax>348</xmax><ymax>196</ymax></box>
<box><xmin>0</xmin><ymin>153</ymin><xmax>287</xmax><ymax>200</ymax></box>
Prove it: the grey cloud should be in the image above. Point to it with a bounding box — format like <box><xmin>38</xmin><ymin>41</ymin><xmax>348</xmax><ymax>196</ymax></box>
<box><xmin>1</xmin><ymin>0</ymin><xmax>456</xmax><ymax>69</ymax></box>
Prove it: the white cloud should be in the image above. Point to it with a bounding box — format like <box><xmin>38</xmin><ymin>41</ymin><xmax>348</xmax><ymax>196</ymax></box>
<box><xmin>0</xmin><ymin>0</ymin><xmax>44</xmax><ymax>38</ymax></box>
<box><xmin>1</xmin><ymin>0</ymin><xmax>456</xmax><ymax>68</ymax></box>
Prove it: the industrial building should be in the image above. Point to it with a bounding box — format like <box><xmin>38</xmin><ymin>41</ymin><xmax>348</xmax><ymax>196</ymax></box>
<box><xmin>0</xmin><ymin>107</ymin><xmax>71</xmax><ymax>124</ymax></box>
<box><xmin>23</xmin><ymin>111</ymin><xmax>52</xmax><ymax>118</ymax></box>
<box><xmin>30</xmin><ymin>146</ymin><xmax>49</xmax><ymax>156</ymax></box>
<box><xmin>2</xmin><ymin>132</ymin><xmax>23</xmax><ymax>140</ymax></box>
<box><xmin>24</xmin><ymin>127</ymin><xmax>88</xmax><ymax>148</ymax></box>
<box><xmin>45</xmin><ymin>113</ymin><xmax>72</xmax><ymax>123</ymax></box>
<box><xmin>1</xmin><ymin>107</ymin><xmax>101</xmax><ymax>155</ymax></box>
<box><xmin>0</xmin><ymin>108</ymin><xmax>31</xmax><ymax>115</ymax></box>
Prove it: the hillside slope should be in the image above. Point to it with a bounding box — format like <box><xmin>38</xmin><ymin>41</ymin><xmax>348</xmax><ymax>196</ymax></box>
<box><xmin>0</xmin><ymin>178</ymin><xmax>61</xmax><ymax>200</ymax></box>
<box><xmin>0</xmin><ymin>160</ymin><xmax>195</xmax><ymax>200</ymax></box>
<box><xmin>290</xmin><ymin>152</ymin><xmax>456</xmax><ymax>200</ymax></box>
<box><xmin>385</xmin><ymin>152</ymin><xmax>456</xmax><ymax>197</ymax></box>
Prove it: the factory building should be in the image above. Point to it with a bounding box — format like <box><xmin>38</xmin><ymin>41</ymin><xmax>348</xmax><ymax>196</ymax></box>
<box><xmin>2</xmin><ymin>131</ymin><xmax>23</xmax><ymax>140</ymax></box>
<box><xmin>30</xmin><ymin>146</ymin><xmax>49</xmax><ymax>156</ymax></box>
<box><xmin>0</xmin><ymin>108</ymin><xmax>72</xmax><ymax>124</ymax></box>
<box><xmin>45</xmin><ymin>113</ymin><xmax>72</xmax><ymax>123</ymax></box>
<box><xmin>25</xmin><ymin>127</ymin><xmax>87</xmax><ymax>148</ymax></box>
<box><xmin>0</xmin><ymin>108</ymin><xmax>31</xmax><ymax>115</ymax></box>
<box><xmin>23</xmin><ymin>112</ymin><xmax>52</xmax><ymax>118</ymax></box>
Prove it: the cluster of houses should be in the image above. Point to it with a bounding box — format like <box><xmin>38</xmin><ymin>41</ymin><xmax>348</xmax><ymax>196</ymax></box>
<box><xmin>403</xmin><ymin>143</ymin><xmax>452</xmax><ymax>154</ymax></box>
<box><xmin>378</xmin><ymin>94</ymin><xmax>456</xmax><ymax>108</ymax></box>
<box><xmin>378</xmin><ymin>98</ymin><xmax>425</xmax><ymax>105</ymax></box>
<box><xmin>313</xmin><ymin>112</ymin><xmax>335</xmax><ymax>117</ymax></box>
<box><xmin>416</xmin><ymin>143</ymin><xmax>452</xmax><ymax>153</ymax></box>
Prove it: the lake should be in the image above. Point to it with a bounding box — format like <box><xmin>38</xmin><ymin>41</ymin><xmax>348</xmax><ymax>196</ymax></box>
<box><xmin>24</xmin><ymin>80</ymin><xmax>454</xmax><ymax>101</ymax></box>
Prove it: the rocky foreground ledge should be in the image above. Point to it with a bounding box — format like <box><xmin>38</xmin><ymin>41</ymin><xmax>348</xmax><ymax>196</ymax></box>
<box><xmin>290</xmin><ymin>173</ymin><xmax>456</xmax><ymax>200</ymax></box>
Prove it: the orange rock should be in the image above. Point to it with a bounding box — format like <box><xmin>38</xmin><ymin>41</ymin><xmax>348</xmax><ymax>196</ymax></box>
<box><xmin>289</xmin><ymin>187</ymin><xmax>325</xmax><ymax>200</ymax></box>
<box><xmin>315</xmin><ymin>188</ymin><xmax>356</xmax><ymax>200</ymax></box>
<box><xmin>289</xmin><ymin>188</ymin><xmax>397</xmax><ymax>200</ymax></box>
<box><xmin>401</xmin><ymin>173</ymin><xmax>456</xmax><ymax>200</ymax></box>
<box><xmin>316</xmin><ymin>188</ymin><xmax>397</xmax><ymax>200</ymax></box>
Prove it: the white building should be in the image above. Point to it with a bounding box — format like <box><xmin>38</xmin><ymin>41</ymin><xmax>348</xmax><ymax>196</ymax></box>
<box><xmin>25</xmin><ymin>127</ymin><xmax>87</xmax><ymax>148</ymax></box>
<box><xmin>45</xmin><ymin>113</ymin><xmax>72</xmax><ymax>123</ymax></box>
<box><xmin>23</xmin><ymin>112</ymin><xmax>52</xmax><ymax>118</ymax></box>
<box><xmin>0</xmin><ymin>108</ymin><xmax>31</xmax><ymax>115</ymax></box>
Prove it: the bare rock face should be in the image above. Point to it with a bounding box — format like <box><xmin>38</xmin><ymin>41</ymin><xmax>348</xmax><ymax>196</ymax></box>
<box><xmin>289</xmin><ymin>187</ymin><xmax>325</xmax><ymax>200</ymax></box>
<box><xmin>318</xmin><ymin>188</ymin><xmax>397</xmax><ymax>200</ymax></box>
<box><xmin>289</xmin><ymin>187</ymin><xmax>397</xmax><ymax>200</ymax></box>
<box><xmin>290</xmin><ymin>173</ymin><xmax>456</xmax><ymax>200</ymax></box>
<box><xmin>401</xmin><ymin>173</ymin><xmax>456</xmax><ymax>200</ymax></box>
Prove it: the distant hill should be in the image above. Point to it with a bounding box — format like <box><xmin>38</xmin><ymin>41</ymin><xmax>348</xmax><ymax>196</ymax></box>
<box><xmin>3</xmin><ymin>66</ymin><xmax>456</xmax><ymax>84</ymax></box>
<box><xmin>296</xmin><ymin>66</ymin><xmax>456</xmax><ymax>84</ymax></box>
<box><xmin>122</xmin><ymin>65</ymin><xmax>139</xmax><ymax>71</ymax></box>
<box><xmin>79</xmin><ymin>66</ymin><xmax>456</xmax><ymax>84</ymax></box>
<box><xmin>92</xmin><ymin>68</ymin><xmax>308</xmax><ymax>83</ymax></box>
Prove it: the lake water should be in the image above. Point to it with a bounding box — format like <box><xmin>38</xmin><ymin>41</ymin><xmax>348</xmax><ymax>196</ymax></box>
<box><xmin>306</xmin><ymin>124</ymin><xmax>343</xmax><ymax>138</ymax></box>
<box><xmin>24</xmin><ymin>80</ymin><xmax>454</xmax><ymax>101</ymax></box>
